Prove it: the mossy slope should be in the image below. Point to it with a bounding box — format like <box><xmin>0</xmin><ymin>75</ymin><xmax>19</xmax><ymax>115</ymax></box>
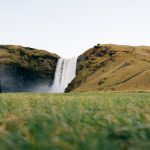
<box><xmin>66</xmin><ymin>44</ymin><xmax>150</xmax><ymax>92</ymax></box>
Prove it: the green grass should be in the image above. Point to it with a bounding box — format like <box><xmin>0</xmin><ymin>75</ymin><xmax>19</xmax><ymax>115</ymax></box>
<box><xmin>0</xmin><ymin>92</ymin><xmax>150</xmax><ymax>150</ymax></box>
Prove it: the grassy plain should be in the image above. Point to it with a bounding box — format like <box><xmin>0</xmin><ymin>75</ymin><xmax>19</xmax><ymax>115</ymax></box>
<box><xmin>0</xmin><ymin>92</ymin><xmax>150</xmax><ymax>150</ymax></box>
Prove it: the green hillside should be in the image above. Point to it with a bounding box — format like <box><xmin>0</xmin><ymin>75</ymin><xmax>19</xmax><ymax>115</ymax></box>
<box><xmin>66</xmin><ymin>44</ymin><xmax>150</xmax><ymax>92</ymax></box>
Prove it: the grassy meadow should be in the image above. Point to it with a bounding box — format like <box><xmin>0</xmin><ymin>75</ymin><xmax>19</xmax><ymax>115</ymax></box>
<box><xmin>0</xmin><ymin>92</ymin><xmax>150</xmax><ymax>150</ymax></box>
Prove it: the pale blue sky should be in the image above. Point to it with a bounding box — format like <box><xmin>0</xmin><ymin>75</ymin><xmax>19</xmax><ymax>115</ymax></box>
<box><xmin>0</xmin><ymin>0</ymin><xmax>150</xmax><ymax>58</ymax></box>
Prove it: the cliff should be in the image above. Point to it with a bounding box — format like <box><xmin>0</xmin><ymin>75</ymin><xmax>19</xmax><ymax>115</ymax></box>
<box><xmin>1</xmin><ymin>44</ymin><xmax>149</xmax><ymax>93</ymax></box>
<box><xmin>66</xmin><ymin>44</ymin><xmax>150</xmax><ymax>92</ymax></box>
<box><xmin>0</xmin><ymin>45</ymin><xmax>59</xmax><ymax>92</ymax></box>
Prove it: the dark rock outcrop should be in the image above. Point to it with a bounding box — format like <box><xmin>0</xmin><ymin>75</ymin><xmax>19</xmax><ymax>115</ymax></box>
<box><xmin>0</xmin><ymin>81</ymin><xmax>2</xmax><ymax>93</ymax></box>
<box><xmin>0</xmin><ymin>45</ymin><xmax>60</xmax><ymax>92</ymax></box>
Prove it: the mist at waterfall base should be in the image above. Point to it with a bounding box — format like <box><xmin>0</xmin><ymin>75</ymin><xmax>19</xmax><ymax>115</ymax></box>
<box><xmin>49</xmin><ymin>57</ymin><xmax>77</xmax><ymax>93</ymax></box>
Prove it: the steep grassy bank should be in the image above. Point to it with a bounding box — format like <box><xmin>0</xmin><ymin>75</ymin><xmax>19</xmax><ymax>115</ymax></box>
<box><xmin>66</xmin><ymin>44</ymin><xmax>150</xmax><ymax>92</ymax></box>
<box><xmin>0</xmin><ymin>92</ymin><xmax>150</xmax><ymax>150</ymax></box>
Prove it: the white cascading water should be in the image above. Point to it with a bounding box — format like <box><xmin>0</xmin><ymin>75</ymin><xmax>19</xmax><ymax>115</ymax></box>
<box><xmin>49</xmin><ymin>57</ymin><xmax>77</xmax><ymax>93</ymax></box>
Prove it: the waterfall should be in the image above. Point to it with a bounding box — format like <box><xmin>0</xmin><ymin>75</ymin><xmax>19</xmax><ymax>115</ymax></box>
<box><xmin>49</xmin><ymin>57</ymin><xmax>77</xmax><ymax>93</ymax></box>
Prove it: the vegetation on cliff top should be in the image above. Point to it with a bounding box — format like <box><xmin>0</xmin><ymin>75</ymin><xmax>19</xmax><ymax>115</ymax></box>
<box><xmin>0</xmin><ymin>45</ymin><xmax>59</xmax><ymax>73</ymax></box>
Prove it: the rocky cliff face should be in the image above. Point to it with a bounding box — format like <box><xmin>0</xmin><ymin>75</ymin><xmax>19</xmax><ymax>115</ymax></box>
<box><xmin>66</xmin><ymin>44</ymin><xmax>150</xmax><ymax>92</ymax></box>
<box><xmin>0</xmin><ymin>45</ymin><xmax>59</xmax><ymax>92</ymax></box>
<box><xmin>1</xmin><ymin>44</ymin><xmax>149</xmax><ymax>93</ymax></box>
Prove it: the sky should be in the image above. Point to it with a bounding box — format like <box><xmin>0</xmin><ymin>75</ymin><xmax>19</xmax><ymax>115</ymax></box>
<box><xmin>0</xmin><ymin>0</ymin><xmax>150</xmax><ymax>58</ymax></box>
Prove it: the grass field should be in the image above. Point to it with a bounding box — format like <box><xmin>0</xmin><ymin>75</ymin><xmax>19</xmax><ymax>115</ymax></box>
<box><xmin>0</xmin><ymin>92</ymin><xmax>150</xmax><ymax>150</ymax></box>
